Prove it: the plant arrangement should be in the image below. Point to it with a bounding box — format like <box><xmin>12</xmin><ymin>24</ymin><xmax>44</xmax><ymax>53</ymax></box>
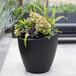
<box><xmin>14</xmin><ymin>2</ymin><xmax>67</xmax><ymax>47</ymax></box>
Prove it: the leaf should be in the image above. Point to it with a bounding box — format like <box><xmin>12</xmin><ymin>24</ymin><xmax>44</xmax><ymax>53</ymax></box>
<box><xmin>50</xmin><ymin>5</ymin><xmax>56</xmax><ymax>21</ymax></box>
<box><xmin>55</xmin><ymin>30</ymin><xmax>62</xmax><ymax>33</ymax></box>
<box><xmin>24</xmin><ymin>33</ymin><xmax>30</xmax><ymax>48</ymax></box>
<box><xmin>55</xmin><ymin>16</ymin><xmax>68</xmax><ymax>22</ymax></box>
<box><xmin>43</xmin><ymin>1</ymin><xmax>49</xmax><ymax>19</ymax></box>
<box><xmin>24</xmin><ymin>19</ymin><xmax>28</xmax><ymax>23</ymax></box>
<box><xmin>50</xmin><ymin>31</ymin><xmax>55</xmax><ymax>36</ymax></box>
<box><xmin>30</xmin><ymin>2</ymin><xmax>44</xmax><ymax>15</ymax></box>
<box><xmin>18</xmin><ymin>19</ymin><xmax>27</xmax><ymax>25</ymax></box>
<box><xmin>26</xmin><ymin>18</ymin><xmax>30</xmax><ymax>22</ymax></box>
<box><xmin>34</xmin><ymin>5</ymin><xmax>36</xmax><ymax>12</ymax></box>
<box><xmin>30</xmin><ymin>8</ymin><xmax>33</xmax><ymax>12</ymax></box>
<box><xmin>34</xmin><ymin>31</ymin><xmax>39</xmax><ymax>35</ymax></box>
<box><xmin>18</xmin><ymin>20</ymin><xmax>24</xmax><ymax>24</ymax></box>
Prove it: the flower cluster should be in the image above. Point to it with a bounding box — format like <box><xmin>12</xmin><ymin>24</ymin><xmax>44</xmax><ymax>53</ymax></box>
<box><xmin>30</xmin><ymin>12</ymin><xmax>40</xmax><ymax>22</ymax></box>
<box><xmin>14</xmin><ymin>28</ymin><xmax>21</xmax><ymax>36</ymax></box>
<box><xmin>30</xmin><ymin>12</ymin><xmax>51</xmax><ymax>35</ymax></box>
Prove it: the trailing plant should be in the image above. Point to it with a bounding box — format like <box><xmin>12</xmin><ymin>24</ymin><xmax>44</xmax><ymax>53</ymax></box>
<box><xmin>0</xmin><ymin>0</ymin><xmax>18</xmax><ymax>31</ymax></box>
<box><xmin>14</xmin><ymin>2</ymin><xmax>68</xmax><ymax>47</ymax></box>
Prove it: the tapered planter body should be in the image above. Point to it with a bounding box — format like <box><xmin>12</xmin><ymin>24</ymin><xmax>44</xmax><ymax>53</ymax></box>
<box><xmin>18</xmin><ymin>34</ymin><xmax>58</xmax><ymax>73</ymax></box>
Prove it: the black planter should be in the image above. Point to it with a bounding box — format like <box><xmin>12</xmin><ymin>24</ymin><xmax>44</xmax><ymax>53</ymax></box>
<box><xmin>18</xmin><ymin>34</ymin><xmax>58</xmax><ymax>73</ymax></box>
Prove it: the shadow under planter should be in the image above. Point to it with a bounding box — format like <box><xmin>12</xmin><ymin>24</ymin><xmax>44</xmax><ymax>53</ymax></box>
<box><xmin>18</xmin><ymin>34</ymin><xmax>58</xmax><ymax>73</ymax></box>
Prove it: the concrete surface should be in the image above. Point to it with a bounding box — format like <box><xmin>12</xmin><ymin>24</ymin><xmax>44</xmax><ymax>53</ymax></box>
<box><xmin>1</xmin><ymin>39</ymin><xmax>76</xmax><ymax>76</ymax></box>
<box><xmin>0</xmin><ymin>33</ymin><xmax>12</xmax><ymax>72</ymax></box>
<box><xmin>0</xmin><ymin>30</ymin><xmax>5</xmax><ymax>39</ymax></box>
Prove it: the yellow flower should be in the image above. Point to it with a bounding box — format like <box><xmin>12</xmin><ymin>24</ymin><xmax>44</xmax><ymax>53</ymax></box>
<box><xmin>14</xmin><ymin>29</ymin><xmax>21</xmax><ymax>36</ymax></box>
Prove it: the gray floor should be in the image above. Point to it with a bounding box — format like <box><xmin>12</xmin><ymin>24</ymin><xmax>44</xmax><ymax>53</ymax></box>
<box><xmin>1</xmin><ymin>33</ymin><xmax>76</xmax><ymax>76</ymax></box>
<box><xmin>0</xmin><ymin>33</ymin><xmax>12</xmax><ymax>72</ymax></box>
<box><xmin>1</xmin><ymin>39</ymin><xmax>76</xmax><ymax>76</ymax></box>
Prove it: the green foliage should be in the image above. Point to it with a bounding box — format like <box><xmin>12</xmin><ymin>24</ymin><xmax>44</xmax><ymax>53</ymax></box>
<box><xmin>24</xmin><ymin>1</ymin><xmax>76</xmax><ymax>13</ymax></box>
<box><xmin>0</xmin><ymin>0</ymin><xmax>18</xmax><ymax>30</ymax></box>
<box><xmin>24</xmin><ymin>0</ymin><xmax>44</xmax><ymax>13</ymax></box>
<box><xmin>29</xmin><ymin>2</ymin><xmax>43</xmax><ymax>14</ymax></box>
<box><xmin>31</xmin><ymin>2</ymin><xmax>67</xmax><ymax>28</ymax></box>
<box><xmin>43</xmin><ymin>2</ymin><xmax>49</xmax><ymax>19</ymax></box>
<box><xmin>49</xmin><ymin>6</ymin><xmax>56</xmax><ymax>25</ymax></box>
<box><xmin>12</xmin><ymin>6</ymin><xmax>27</xmax><ymax>20</ymax></box>
<box><xmin>48</xmin><ymin>3</ymin><xmax>76</xmax><ymax>13</ymax></box>
<box><xmin>12</xmin><ymin>0</ymin><xmax>44</xmax><ymax>21</ymax></box>
<box><xmin>19</xmin><ymin>19</ymin><xmax>28</xmax><ymax>25</ymax></box>
<box><xmin>14</xmin><ymin>1</ymin><xmax>69</xmax><ymax>48</ymax></box>
<box><xmin>15</xmin><ymin>19</ymin><xmax>30</xmax><ymax>31</ymax></box>
<box><xmin>4</xmin><ymin>0</ymin><xmax>18</xmax><ymax>10</ymax></box>
<box><xmin>55</xmin><ymin>16</ymin><xmax>68</xmax><ymax>22</ymax></box>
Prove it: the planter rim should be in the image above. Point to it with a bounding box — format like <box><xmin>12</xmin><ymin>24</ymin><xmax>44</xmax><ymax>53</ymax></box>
<box><xmin>18</xmin><ymin>33</ymin><xmax>58</xmax><ymax>41</ymax></box>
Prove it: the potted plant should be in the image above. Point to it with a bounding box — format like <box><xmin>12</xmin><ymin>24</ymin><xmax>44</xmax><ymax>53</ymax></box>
<box><xmin>14</xmin><ymin>2</ymin><xmax>67</xmax><ymax>73</ymax></box>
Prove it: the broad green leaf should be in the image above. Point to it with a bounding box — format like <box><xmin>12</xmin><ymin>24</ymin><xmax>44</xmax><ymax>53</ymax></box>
<box><xmin>19</xmin><ymin>19</ymin><xmax>28</xmax><ymax>25</ymax></box>
<box><xmin>18</xmin><ymin>20</ymin><xmax>24</xmax><ymax>24</ymax></box>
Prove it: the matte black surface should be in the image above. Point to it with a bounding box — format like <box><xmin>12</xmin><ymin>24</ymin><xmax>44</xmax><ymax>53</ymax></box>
<box><xmin>18</xmin><ymin>34</ymin><xmax>58</xmax><ymax>73</ymax></box>
<box><xmin>72</xmin><ymin>27</ymin><xmax>76</xmax><ymax>32</ymax></box>
<box><xmin>25</xmin><ymin>12</ymin><xmax>30</xmax><ymax>19</ymax></box>
<box><xmin>59</xmin><ymin>34</ymin><xmax>76</xmax><ymax>37</ymax></box>
<box><xmin>56</xmin><ymin>26</ymin><xmax>72</xmax><ymax>33</ymax></box>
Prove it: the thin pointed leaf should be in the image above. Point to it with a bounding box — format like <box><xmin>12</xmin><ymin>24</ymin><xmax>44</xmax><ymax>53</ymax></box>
<box><xmin>44</xmin><ymin>1</ymin><xmax>49</xmax><ymax>18</ymax></box>
<box><xmin>30</xmin><ymin>3</ymin><xmax>44</xmax><ymax>15</ymax></box>
<box><xmin>34</xmin><ymin>5</ymin><xmax>36</xmax><ymax>12</ymax></box>
<box><xmin>50</xmin><ymin>5</ymin><xmax>56</xmax><ymax>21</ymax></box>
<box><xmin>55</xmin><ymin>16</ymin><xmax>68</xmax><ymax>22</ymax></box>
